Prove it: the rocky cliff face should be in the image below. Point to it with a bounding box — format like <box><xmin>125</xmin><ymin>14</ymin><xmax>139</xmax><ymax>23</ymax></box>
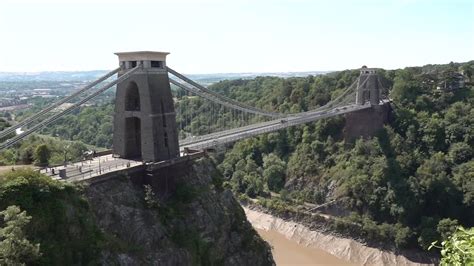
<box><xmin>85</xmin><ymin>157</ymin><xmax>274</xmax><ymax>266</ymax></box>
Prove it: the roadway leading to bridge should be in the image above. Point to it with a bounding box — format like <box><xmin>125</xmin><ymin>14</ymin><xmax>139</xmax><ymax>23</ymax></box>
<box><xmin>40</xmin><ymin>154</ymin><xmax>142</xmax><ymax>182</ymax></box>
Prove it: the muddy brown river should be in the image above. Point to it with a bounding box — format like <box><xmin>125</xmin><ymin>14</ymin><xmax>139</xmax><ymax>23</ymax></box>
<box><xmin>245</xmin><ymin>207</ymin><xmax>434</xmax><ymax>266</ymax></box>
<box><xmin>257</xmin><ymin>228</ymin><xmax>354</xmax><ymax>265</ymax></box>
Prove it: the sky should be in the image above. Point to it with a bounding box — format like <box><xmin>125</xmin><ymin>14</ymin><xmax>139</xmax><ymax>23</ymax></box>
<box><xmin>0</xmin><ymin>0</ymin><xmax>473</xmax><ymax>73</ymax></box>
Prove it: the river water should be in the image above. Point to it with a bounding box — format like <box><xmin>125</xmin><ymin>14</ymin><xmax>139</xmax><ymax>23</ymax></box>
<box><xmin>245</xmin><ymin>207</ymin><xmax>434</xmax><ymax>266</ymax></box>
<box><xmin>256</xmin><ymin>228</ymin><xmax>354</xmax><ymax>265</ymax></box>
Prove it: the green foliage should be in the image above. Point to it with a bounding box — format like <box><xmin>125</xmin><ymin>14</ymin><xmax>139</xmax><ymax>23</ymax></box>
<box><xmin>430</xmin><ymin>227</ymin><xmax>474</xmax><ymax>266</ymax></box>
<box><xmin>262</xmin><ymin>153</ymin><xmax>286</xmax><ymax>192</ymax></box>
<box><xmin>437</xmin><ymin>218</ymin><xmax>459</xmax><ymax>239</ymax></box>
<box><xmin>174</xmin><ymin>182</ymin><xmax>199</xmax><ymax>204</ymax></box>
<box><xmin>40</xmin><ymin>104</ymin><xmax>114</xmax><ymax>148</ymax></box>
<box><xmin>0</xmin><ymin>118</ymin><xmax>10</xmax><ymax>131</ymax></box>
<box><xmin>33</xmin><ymin>144</ymin><xmax>51</xmax><ymax>166</ymax></box>
<box><xmin>170</xmin><ymin>228</ymin><xmax>214</xmax><ymax>266</ymax></box>
<box><xmin>215</xmin><ymin>61</ymin><xmax>474</xmax><ymax>251</ymax></box>
<box><xmin>4</xmin><ymin>61</ymin><xmax>471</xmax><ymax>253</ymax></box>
<box><xmin>157</xmin><ymin>180</ymin><xmax>202</xmax><ymax>226</ymax></box>
<box><xmin>0</xmin><ymin>205</ymin><xmax>41</xmax><ymax>265</ymax></box>
<box><xmin>258</xmin><ymin>197</ymin><xmax>291</xmax><ymax>215</ymax></box>
<box><xmin>143</xmin><ymin>184</ymin><xmax>160</xmax><ymax>209</ymax></box>
<box><xmin>0</xmin><ymin>168</ymin><xmax>102</xmax><ymax>265</ymax></box>
<box><xmin>391</xmin><ymin>69</ymin><xmax>427</xmax><ymax>106</ymax></box>
<box><xmin>0</xmin><ymin>150</ymin><xmax>16</xmax><ymax>166</ymax></box>
<box><xmin>0</xmin><ymin>134</ymin><xmax>92</xmax><ymax>166</ymax></box>
<box><xmin>0</xmin><ymin>118</ymin><xmax>15</xmax><ymax>144</ymax></box>
<box><xmin>453</xmin><ymin>161</ymin><xmax>474</xmax><ymax>206</ymax></box>
<box><xmin>449</xmin><ymin>142</ymin><xmax>473</xmax><ymax>164</ymax></box>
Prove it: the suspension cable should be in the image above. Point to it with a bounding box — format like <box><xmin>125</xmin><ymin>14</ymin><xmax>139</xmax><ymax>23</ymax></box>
<box><xmin>167</xmin><ymin>67</ymin><xmax>284</xmax><ymax>118</ymax></box>
<box><xmin>0</xmin><ymin>68</ymin><xmax>120</xmax><ymax>139</ymax></box>
<box><xmin>0</xmin><ymin>65</ymin><xmax>140</xmax><ymax>150</ymax></box>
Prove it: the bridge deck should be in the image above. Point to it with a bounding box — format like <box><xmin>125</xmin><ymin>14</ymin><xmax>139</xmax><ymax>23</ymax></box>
<box><xmin>181</xmin><ymin>103</ymin><xmax>373</xmax><ymax>150</ymax></box>
<box><xmin>41</xmin><ymin>102</ymin><xmax>385</xmax><ymax>182</ymax></box>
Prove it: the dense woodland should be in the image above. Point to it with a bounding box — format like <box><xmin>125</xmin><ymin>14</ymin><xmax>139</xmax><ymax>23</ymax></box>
<box><xmin>215</xmin><ymin>61</ymin><xmax>474</xmax><ymax>251</ymax></box>
<box><xmin>0</xmin><ymin>61</ymin><xmax>473</xmax><ymax>253</ymax></box>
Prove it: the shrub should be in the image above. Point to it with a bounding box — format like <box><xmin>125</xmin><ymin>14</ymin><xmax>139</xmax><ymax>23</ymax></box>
<box><xmin>430</xmin><ymin>227</ymin><xmax>474</xmax><ymax>265</ymax></box>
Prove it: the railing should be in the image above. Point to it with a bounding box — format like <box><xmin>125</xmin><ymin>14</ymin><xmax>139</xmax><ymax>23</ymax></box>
<box><xmin>41</xmin><ymin>155</ymin><xmax>143</xmax><ymax>181</ymax></box>
<box><xmin>182</xmin><ymin>103</ymin><xmax>372</xmax><ymax>150</ymax></box>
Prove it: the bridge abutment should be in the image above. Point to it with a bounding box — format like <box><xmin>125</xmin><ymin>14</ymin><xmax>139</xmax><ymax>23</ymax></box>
<box><xmin>343</xmin><ymin>103</ymin><xmax>391</xmax><ymax>141</ymax></box>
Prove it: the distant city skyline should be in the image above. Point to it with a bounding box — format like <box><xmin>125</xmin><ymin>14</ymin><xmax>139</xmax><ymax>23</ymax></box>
<box><xmin>0</xmin><ymin>0</ymin><xmax>473</xmax><ymax>73</ymax></box>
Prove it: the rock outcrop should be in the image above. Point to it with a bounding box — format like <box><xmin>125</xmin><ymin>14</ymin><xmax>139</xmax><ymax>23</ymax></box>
<box><xmin>85</xmin><ymin>157</ymin><xmax>274</xmax><ymax>266</ymax></box>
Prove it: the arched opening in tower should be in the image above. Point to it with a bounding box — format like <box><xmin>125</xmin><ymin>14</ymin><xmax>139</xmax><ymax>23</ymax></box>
<box><xmin>124</xmin><ymin>117</ymin><xmax>141</xmax><ymax>158</ymax></box>
<box><xmin>363</xmin><ymin>90</ymin><xmax>370</xmax><ymax>104</ymax></box>
<box><xmin>125</xmin><ymin>81</ymin><xmax>140</xmax><ymax>111</ymax></box>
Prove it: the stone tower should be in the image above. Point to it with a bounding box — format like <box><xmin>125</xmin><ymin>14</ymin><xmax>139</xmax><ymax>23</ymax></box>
<box><xmin>113</xmin><ymin>51</ymin><xmax>179</xmax><ymax>161</ymax></box>
<box><xmin>356</xmin><ymin>66</ymin><xmax>380</xmax><ymax>105</ymax></box>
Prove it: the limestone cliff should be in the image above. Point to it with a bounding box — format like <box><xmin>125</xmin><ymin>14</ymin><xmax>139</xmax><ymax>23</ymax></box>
<box><xmin>85</xmin><ymin>157</ymin><xmax>274</xmax><ymax>265</ymax></box>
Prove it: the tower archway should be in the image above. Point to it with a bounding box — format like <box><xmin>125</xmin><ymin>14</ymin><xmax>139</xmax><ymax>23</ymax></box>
<box><xmin>125</xmin><ymin>81</ymin><xmax>140</xmax><ymax>111</ymax></box>
<box><xmin>113</xmin><ymin>51</ymin><xmax>180</xmax><ymax>162</ymax></box>
<box><xmin>124</xmin><ymin>117</ymin><xmax>141</xmax><ymax>158</ymax></box>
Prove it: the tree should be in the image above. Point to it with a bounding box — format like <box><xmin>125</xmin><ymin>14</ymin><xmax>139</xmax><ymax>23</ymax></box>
<box><xmin>391</xmin><ymin>70</ymin><xmax>422</xmax><ymax>105</ymax></box>
<box><xmin>430</xmin><ymin>227</ymin><xmax>474</xmax><ymax>266</ymax></box>
<box><xmin>0</xmin><ymin>205</ymin><xmax>41</xmax><ymax>265</ymax></box>
<box><xmin>0</xmin><ymin>118</ymin><xmax>11</xmax><ymax>131</ymax></box>
<box><xmin>19</xmin><ymin>147</ymin><xmax>34</xmax><ymax>165</ymax></box>
<box><xmin>262</xmin><ymin>154</ymin><xmax>283</xmax><ymax>171</ymax></box>
<box><xmin>411</xmin><ymin>153</ymin><xmax>461</xmax><ymax>217</ymax></box>
<box><xmin>461</xmin><ymin>63</ymin><xmax>473</xmax><ymax>81</ymax></box>
<box><xmin>437</xmin><ymin>218</ymin><xmax>459</xmax><ymax>239</ymax></box>
<box><xmin>33</xmin><ymin>144</ymin><xmax>51</xmax><ymax>166</ymax></box>
<box><xmin>448</xmin><ymin>142</ymin><xmax>473</xmax><ymax>165</ymax></box>
<box><xmin>263</xmin><ymin>165</ymin><xmax>285</xmax><ymax>192</ymax></box>
<box><xmin>0</xmin><ymin>150</ymin><xmax>16</xmax><ymax>165</ymax></box>
<box><xmin>201</xmin><ymin>61</ymin><xmax>474</xmax><ymax>250</ymax></box>
<box><xmin>453</xmin><ymin>161</ymin><xmax>474</xmax><ymax>206</ymax></box>
<box><xmin>418</xmin><ymin>216</ymin><xmax>439</xmax><ymax>250</ymax></box>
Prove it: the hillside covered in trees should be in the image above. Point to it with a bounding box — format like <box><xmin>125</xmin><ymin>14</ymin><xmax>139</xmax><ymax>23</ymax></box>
<box><xmin>0</xmin><ymin>61</ymin><xmax>473</xmax><ymax>253</ymax></box>
<box><xmin>216</xmin><ymin>61</ymin><xmax>474</xmax><ymax>251</ymax></box>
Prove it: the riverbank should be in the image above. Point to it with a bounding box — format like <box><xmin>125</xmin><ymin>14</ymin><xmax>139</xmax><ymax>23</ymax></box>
<box><xmin>256</xmin><ymin>227</ymin><xmax>354</xmax><ymax>265</ymax></box>
<box><xmin>244</xmin><ymin>206</ymin><xmax>436</xmax><ymax>265</ymax></box>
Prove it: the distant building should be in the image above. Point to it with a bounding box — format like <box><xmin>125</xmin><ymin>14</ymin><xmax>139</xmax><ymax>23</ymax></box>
<box><xmin>54</xmin><ymin>103</ymin><xmax>75</xmax><ymax>112</ymax></box>
<box><xmin>0</xmin><ymin>97</ymin><xmax>27</xmax><ymax>108</ymax></box>
<box><xmin>436</xmin><ymin>72</ymin><xmax>465</xmax><ymax>91</ymax></box>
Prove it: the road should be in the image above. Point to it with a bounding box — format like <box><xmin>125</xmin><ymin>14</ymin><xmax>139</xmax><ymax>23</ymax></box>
<box><xmin>40</xmin><ymin>154</ymin><xmax>142</xmax><ymax>182</ymax></box>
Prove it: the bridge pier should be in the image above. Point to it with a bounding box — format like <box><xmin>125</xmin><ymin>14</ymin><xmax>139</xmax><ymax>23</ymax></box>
<box><xmin>113</xmin><ymin>51</ymin><xmax>179</xmax><ymax>162</ymax></box>
<box><xmin>346</xmin><ymin>66</ymin><xmax>389</xmax><ymax>140</ymax></box>
<box><xmin>356</xmin><ymin>66</ymin><xmax>380</xmax><ymax>106</ymax></box>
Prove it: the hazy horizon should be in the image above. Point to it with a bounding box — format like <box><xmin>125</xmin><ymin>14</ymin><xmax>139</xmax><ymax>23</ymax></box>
<box><xmin>0</xmin><ymin>59</ymin><xmax>472</xmax><ymax>75</ymax></box>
